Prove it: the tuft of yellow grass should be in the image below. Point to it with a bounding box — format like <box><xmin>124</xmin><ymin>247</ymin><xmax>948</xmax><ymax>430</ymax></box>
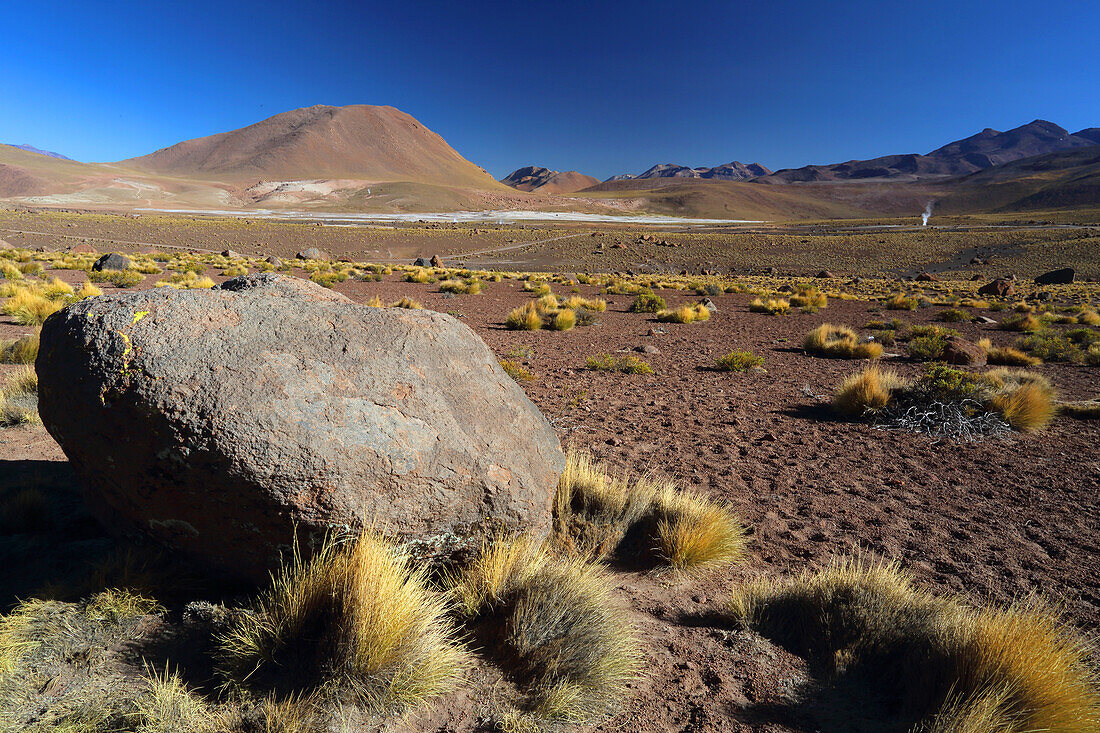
<box><xmin>365</xmin><ymin>294</ymin><xmax>383</xmax><ymax>307</ymax></box>
<box><xmin>749</xmin><ymin>297</ymin><xmax>790</xmax><ymax>315</ymax></box>
<box><xmin>0</xmin><ymin>332</ymin><xmax>39</xmax><ymax>364</ymax></box>
<box><xmin>986</xmin><ymin>346</ymin><xmax>1042</xmax><ymax>366</ymax></box>
<box><xmin>999</xmin><ymin>313</ymin><xmax>1042</xmax><ymax>332</ymax></box>
<box><xmin>75</xmin><ymin>282</ymin><xmax>102</xmax><ymax>300</ymax></box>
<box><xmin>656</xmin><ymin>303</ymin><xmax>710</xmax><ymax>323</ymax></box>
<box><xmin>989</xmin><ymin>382</ymin><xmax>1055</xmax><ymax>432</ymax></box>
<box><xmin>803</xmin><ymin>323</ymin><xmax>884</xmax><ymax>359</ymax></box>
<box><xmin>133</xmin><ymin>664</ymin><xmax>212</xmax><ymax>732</ymax></box>
<box><xmin>448</xmin><ymin>535</ymin><xmax>641</xmax><ymax>724</ymax></box>
<box><xmin>729</xmin><ymin>559</ymin><xmax>1100</xmax><ymax>733</ymax></box>
<box><xmin>391</xmin><ymin>297</ymin><xmax>423</xmax><ymax>309</ymax></box>
<box><xmin>499</xmin><ymin>359</ymin><xmax>536</xmax><ymax>382</ymax></box>
<box><xmin>886</xmin><ymin>293</ymin><xmax>919</xmax><ymax>310</ymax></box>
<box><xmin>553</xmin><ymin>451</ymin><xmax>746</xmax><ymax>571</ymax></box>
<box><xmin>506</xmin><ymin>303</ymin><xmax>542</xmax><ymax>330</ymax></box>
<box><xmin>652</xmin><ymin>488</ymin><xmax>746</xmax><ymax>571</ymax></box>
<box><xmin>833</xmin><ymin>366</ymin><xmax>907</xmax><ymax>416</ymax></box>
<box><xmin>550</xmin><ymin>308</ymin><xmax>576</xmax><ymax>331</ymax></box>
<box><xmin>0</xmin><ymin>366</ymin><xmax>40</xmax><ymax>426</ymax></box>
<box><xmin>218</xmin><ymin>532</ymin><xmax>465</xmax><ymax>713</ymax></box>
<box><xmin>1</xmin><ymin>287</ymin><xmax>62</xmax><ymax>325</ymax></box>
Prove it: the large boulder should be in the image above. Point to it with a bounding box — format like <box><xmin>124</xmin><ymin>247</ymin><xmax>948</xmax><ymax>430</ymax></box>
<box><xmin>1034</xmin><ymin>268</ymin><xmax>1074</xmax><ymax>285</ymax></box>
<box><xmin>37</xmin><ymin>274</ymin><xmax>564</xmax><ymax>581</ymax></box>
<box><xmin>941</xmin><ymin>336</ymin><xmax>987</xmax><ymax>366</ymax></box>
<box><xmin>92</xmin><ymin>253</ymin><xmax>131</xmax><ymax>271</ymax></box>
<box><xmin>977</xmin><ymin>278</ymin><xmax>1014</xmax><ymax>298</ymax></box>
<box><xmin>296</xmin><ymin>247</ymin><xmax>329</xmax><ymax>261</ymax></box>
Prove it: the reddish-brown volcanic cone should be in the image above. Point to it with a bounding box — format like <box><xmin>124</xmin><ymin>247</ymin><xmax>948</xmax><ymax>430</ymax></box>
<box><xmin>119</xmin><ymin>104</ymin><xmax>503</xmax><ymax>188</ymax></box>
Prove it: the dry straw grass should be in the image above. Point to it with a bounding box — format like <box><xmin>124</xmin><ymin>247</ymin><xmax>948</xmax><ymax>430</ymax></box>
<box><xmin>0</xmin><ymin>332</ymin><xmax>39</xmax><ymax>363</ymax></box>
<box><xmin>749</xmin><ymin>297</ymin><xmax>790</xmax><ymax>315</ymax></box>
<box><xmin>0</xmin><ymin>366</ymin><xmax>40</xmax><ymax>426</ymax></box>
<box><xmin>728</xmin><ymin>559</ymin><xmax>1100</xmax><ymax>733</ymax></box>
<box><xmin>552</xmin><ymin>451</ymin><xmax>745</xmax><ymax>571</ymax></box>
<box><xmin>833</xmin><ymin>366</ymin><xmax>908</xmax><ymax>416</ymax></box>
<box><xmin>656</xmin><ymin>303</ymin><xmax>711</xmax><ymax>323</ymax></box>
<box><xmin>218</xmin><ymin>533</ymin><xmax>465</xmax><ymax>715</ymax></box>
<box><xmin>448</xmin><ymin>535</ymin><xmax>641</xmax><ymax>725</ymax></box>
<box><xmin>804</xmin><ymin>323</ymin><xmax>884</xmax><ymax>359</ymax></box>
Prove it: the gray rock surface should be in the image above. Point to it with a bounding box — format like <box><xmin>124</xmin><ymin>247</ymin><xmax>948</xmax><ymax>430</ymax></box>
<box><xmin>37</xmin><ymin>275</ymin><xmax>564</xmax><ymax>581</ymax></box>
<box><xmin>92</xmin><ymin>253</ymin><xmax>131</xmax><ymax>271</ymax></box>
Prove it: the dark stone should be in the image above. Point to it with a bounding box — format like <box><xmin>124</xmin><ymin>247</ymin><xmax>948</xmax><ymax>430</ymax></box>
<box><xmin>92</xmin><ymin>253</ymin><xmax>132</xmax><ymax>272</ymax></box>
<box><xmin>1034</xmin><ymin>268</ymin><xmax>1074</xmax><ymax>285</ymax></box>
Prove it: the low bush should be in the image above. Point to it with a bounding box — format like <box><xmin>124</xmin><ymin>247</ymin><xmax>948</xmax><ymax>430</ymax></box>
<box><xmin>0</xmin><ymin>367</ymin><xmax>40</xmax><ymax>427</ymax></box>
<box><xmin>714</xmin><ymin>350</ymin><xmax>764</xmax><ymax>371</ymax></box>
<box><xmin>937</xmin><ymin>308</ymin><xmax>970</xmax><ymax>322</ymax></box>
<box><xmin>404</xmin><ymin>268</ymin><xmax>432</xmax><ymax>283</ymax></box>
<box><xmin>986</xmin><ymin>346</ymin><xmax>1041</xmax><ymax>366</ymax></box>
<box><xmin>505</xmin><ymin>303</ymin><xmax>543</xmax><ymax>331</ymax></box>
<box><xmin>551</xmin><ymin>451</ymin><xmax>747</xmax><ymax>572</ymax></box>
<box><xmin>833</xmin><ymin>366</ymin><xmax>907</xmax><ymax>416</ymax></box>
<box><xmin>391</xmin><ymin>297</ymin><xmax>423</xmax><ymax>309</ymax></box>
<box><xmin>629</xmin><ymin>293</ymin><xmax>666</xmax><ymax>313</ymax></box>
<box><xmin>89</xmin><ymin>268</ymin><xmax>144</xmax><ymax>288</ymax></box>
<box><xmin>585</xmin><ymin>354</ymin><xmax>653</xmax><ymax>374</ymax></box>
<box><xmin>1016</xmin><ymin>331</ymin><xmax>1084</xmax><ymax>363</ymax></box>
<box><xmin>499</xmin><ymin>360</ymin><xmax>536</xmax><ymax>382</ymax></box>
<box><xmin>439</xmin><ymin>278</ymin><xmax>482</xmax><ymax>294</ymax></box>
<box><xmin>790</xmin><ymin>286</ymin><xmax>827</xmax><ymax>310</ymax></box>
<box><xmin>1</xmin><ymin>289</ymin><xmax>61</xmax><ymax>326</ymax></box>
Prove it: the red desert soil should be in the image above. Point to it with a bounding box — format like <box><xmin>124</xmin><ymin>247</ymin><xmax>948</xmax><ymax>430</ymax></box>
<box><xmin>1</xmin><ymin>267</ymin><xmax>1098</xmax><ymax>732</ymax></box>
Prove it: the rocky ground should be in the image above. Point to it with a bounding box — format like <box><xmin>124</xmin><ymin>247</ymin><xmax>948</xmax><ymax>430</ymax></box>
<box><xmin>1</xmin><ymin>238</ymin><xmax>1098</xmax><ymax>732</ymax></box>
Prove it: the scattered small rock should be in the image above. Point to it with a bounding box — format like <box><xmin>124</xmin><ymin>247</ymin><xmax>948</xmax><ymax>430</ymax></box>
<box><xmin>977</xmin><ymin>278</ymin><xmax>1014</xmax><ymax>297</ymax></box>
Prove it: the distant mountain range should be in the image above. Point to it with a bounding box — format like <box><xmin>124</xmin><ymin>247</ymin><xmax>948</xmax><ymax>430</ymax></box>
<box><xmin>498</xmin><ymin>166</ymin><xmax>600</xmax><ymax>194</ymax></box>
<box><xmin>757</xmin><ymin>120</ymin><xmax>1100</xmax><ymax>183</ymax></box>
<box><xmin>1</xmin><ymin>108</ymin><xmax>1097</xmax><ymax>219</ymax></box>
<box><xmin>6</xmin><ymin>144</ymin><xmax>73</xmax><ymax>161</ymax></box>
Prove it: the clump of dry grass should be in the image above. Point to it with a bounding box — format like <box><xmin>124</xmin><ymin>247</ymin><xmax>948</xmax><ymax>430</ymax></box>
<box><xmin>439</xmin><ymin>277</ymin><xmax>482</xmax><ymax>294</ymax></box>
<box><xmin>790</xmin><ymin>285</ymin><xmax>828</xmax><ymax>311</ymax></box>
<box><xmin>217</xmin><ymin>533</ymin><xmax>465</xmax><ymax>714</ymax></box>
<box><xmin>656</xmin><ymin>302</ymin><xmax>711</xmax><ymax>323</ymax></box>
<box><xmin>391</xmin><ymin>297</ymin><xmax>423</xmax><ymax>309</ymax></box>
<box><xmin>154</xmin><ymin>272</ymin><xmax>215</xmax><ymax>289</ymax></box>
<box><xmin>0</xmin><ymin>366</ymin><xmax>40</xmax><ymax>427</ymax></box>
<box><xmin>365</xmin><ymin>294</ymin><xmax>383</xmax><ymax>307</ymax></box>
<box><xmin>1</xmin><ymin>287</ymin><xmax>62</xmax><ymax>325</ymax></box>
<box><xmin>133</xmin><ymin>664</ymin><xmax>212</xmax><ymax>733</ymax></box>
<box><xmin>552</xmin><ymin>451</ymin><xmax>745</xmax><ymax>571</ymax></box>
<box><xmin>988</xmin><ymin>381</ymin><xmax>1055</xmax><ymax>432</ymax></box>
<box><xmin>986</xmin><ymin>346</ymin><xmax>1042</xmax><ymax>367</ymax></box>
<box><xmin>803</xmin><ymin>323</ymin><xmax>883</xmax><ymax>359</ymax></box>
<box><xmin>75</xmin><ymin>282</ymin><xmax>103</xmax><ymax>300</ymax></box>
<box><xmin>833</xmin><ymin>366</ymin><xmax>907</xmax><ymax>416</ymax></box>
<box><xmin>886</xmin><ymin>293</ymin><xmax>919</xmax><ymax>310</ymax></box>
<box><xmin>560</xmin><ymin>295</ymin><xmax>606</xmax><ymax>312</ymax></box>
<box><xmin>749</xmin><ymin>297</ymin><xmax>790</xmax><ymax>315</ymax></box>
<box><xmin>448</xmin><ymin>535</ymin><xmax>641</xmax><ymax>725</ymax></box>
<box><xmin>506</xmin><ymin>303</ymin><xmax>543</xmax><ymax>331</ymax></box>
<box><xmin>728</xmin><ymin>559</ymin><xmax>1100</xmax><ymax>733</ymax></box>
<box><xmin>1000</xmin><ymin>313</ymin><xmax>1042</xmax><ymax>332</ymax></box>
<box><xmin>0</xmin><ymin>332</ymin><xmax>39</xmax><ymax>364</ymax></box>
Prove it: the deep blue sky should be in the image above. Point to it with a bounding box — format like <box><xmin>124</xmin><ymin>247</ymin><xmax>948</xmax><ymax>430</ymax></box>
<box><xmin>2</xmin><ymin>1</ymin><xmax>1097</xmax><ymax>179</ymax></box>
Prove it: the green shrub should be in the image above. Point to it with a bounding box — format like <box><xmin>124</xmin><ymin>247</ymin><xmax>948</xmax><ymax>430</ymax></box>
<box><xmin>630</xmin><ymin>293</ymin><xmax>666</xmax><ymax>313</ymax></box>
<box><xmin>714</xmin><ymin>350</ymin><xmax>764</xmax><ymax>371</ymax></box>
